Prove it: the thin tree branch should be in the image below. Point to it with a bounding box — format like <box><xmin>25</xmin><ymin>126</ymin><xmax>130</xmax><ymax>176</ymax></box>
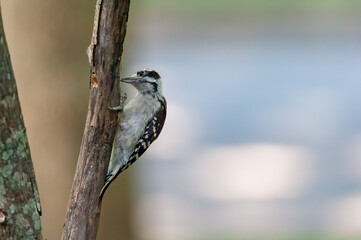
<box><xmin>61</xmin><ymin>0</ymin><xmax>131</xmax><ymax>239</ymax></box>
<box><xmin>0</xmin><ymin>4</ymin><xmax>42</xmax><ymax>240</ymax></box>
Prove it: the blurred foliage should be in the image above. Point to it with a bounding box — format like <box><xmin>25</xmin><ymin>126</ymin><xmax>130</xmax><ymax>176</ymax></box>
<box><xmin>146</xmin><ymin>0</ymin><xmax>361</xmax><ymax>8</ymax></box>
<box><xmin>140</xmin><ymin>0</ymin><xmax>361</xmax><ymax>16</ymax></box>
<box><xmin>189</xmin><ymin>236</ymin><xmax>359</xmax><ymax>240</ymax></box>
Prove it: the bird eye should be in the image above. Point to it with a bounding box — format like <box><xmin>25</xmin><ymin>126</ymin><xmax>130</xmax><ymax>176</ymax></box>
<box><xmin>137</xmin><ymin>71</ymin><xmax>144</xmax><ymax>77</ymax></box>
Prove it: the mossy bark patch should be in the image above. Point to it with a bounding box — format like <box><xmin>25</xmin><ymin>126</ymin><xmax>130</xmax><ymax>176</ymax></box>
<box><xmin>0</xmin><ymin>6</ymin><xmax>42</xmax><ymax>240</ymax></box>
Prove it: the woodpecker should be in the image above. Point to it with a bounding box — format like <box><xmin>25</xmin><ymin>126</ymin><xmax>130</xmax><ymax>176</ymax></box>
<box><xmin>100</xmin><ymin>69</ymin><xmax>167</xmax><ymax>198</ymax></box>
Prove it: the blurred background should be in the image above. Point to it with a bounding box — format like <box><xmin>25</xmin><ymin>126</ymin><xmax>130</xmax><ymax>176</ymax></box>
<box><xmin>2</xmin><ymin>0</ymin><xmax>361</xmax><ymax>239</ymax></box>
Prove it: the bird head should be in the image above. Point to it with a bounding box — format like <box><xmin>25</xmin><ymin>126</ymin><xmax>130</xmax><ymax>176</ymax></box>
<box><xmin>121</xmin><ymin>69</ymin><xmax>162</xmax><ymax>96</ymax></box>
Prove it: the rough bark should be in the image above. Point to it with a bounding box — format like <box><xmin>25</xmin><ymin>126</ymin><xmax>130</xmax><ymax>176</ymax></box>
<box><xmin>0</xmin><ymin>5</ymin><xmax>42</xmax><ymax>240</ymax></box>
<box><xmin>61</xmin><ymin>0</ymin><xmax>131</xmax><ymax>239</ymax></box>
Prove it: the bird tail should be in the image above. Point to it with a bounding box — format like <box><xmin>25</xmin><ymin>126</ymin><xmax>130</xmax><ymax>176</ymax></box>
<box><xmin>99</xmin><ymin>173</ymin><xmax>115</xmax><ymax>200</ymax></box>
<box><xmin>99</xmin><ymin>140</ymin><xmax>125</xmax><ymax>199</ymax></box>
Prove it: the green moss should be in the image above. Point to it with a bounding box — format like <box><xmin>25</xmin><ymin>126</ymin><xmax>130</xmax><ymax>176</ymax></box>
<box><xmin>0</xmin><ymin>130</ymin><xmax>30</xmax><ymax>162</ymax></box>
<box><xmin>26</xmin><ymin>228</ymin><xmax>34</xmax><ymax>236</ymax></box>
<box><xmin>13</xmin><ymin>130</ymin><xmax>29</xmax><ymax>159</ymax></box>
<box><xmin>15</xmin><ymin>215</ymin><xmax>30</xmax><ymax>228</ymax></box>
<box><xmin>5</xmin><ymin>137</ymin><xmax>13</xmax><ymax>148</ymax></box>
<box><xmin>23</xmin><ymin>204</ymin><xmax>29</xmax><ymax>214</ymax></box>
<box><xmin>2</xmin><ymin>149</ymin><xmax>13</xmax><ymax>161</ymax></box>
<box><xmin>0</xmin><ymin>20</ymin><xmax>42</xmax><ymax>238</ymax></box>
<box><xmin>9</xmin><ymin>204</ymin><xmax>16</xmax><ymax>214</ymax></box>
<box><xmin>21</xmin><ymin>173</ymin><xmax>29</xmax><ymax>186</ymax></box>
<box><xmin>32</xmin><ymin>211</ymin><xmax>41</xmax><ymax>230</ymax></box>
<box><xmin>0</xmin><ymin>177</ymin><xmax>5</xmax><ymax>195</ymax></box>
<box><xmin>2</xmin><ymin>164</ymin><xmax>13</xmax><ymax>177</ymax></box>
<box><xmin>17</xmin><ymin>145</ymin><xmax>25</xmax><ymax>158</ymax></box>
<box><xmin>14</xmin><ymin>225</ymin><xmax>20</xmax><ymax>235</ymax></box>
<box><xmin>27</xmin><ymin>198</ymin><xmax>35</xmax><ymax>208</ymax></box>
<box><xmin>14</xmin><ymin>130</ymin><xmax>27</xmax><ymax>143</ymax></box>
<box><xmin>12</xmin><ymin>171</ymin><xmax>21</xmax><ymax>188</ymax></box>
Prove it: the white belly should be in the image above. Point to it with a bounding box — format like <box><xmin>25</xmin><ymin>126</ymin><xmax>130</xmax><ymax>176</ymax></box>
<box><xmin>115</xmin><ymin>94</ymin><xmax>160</xmax><ymax>158</ymax></box>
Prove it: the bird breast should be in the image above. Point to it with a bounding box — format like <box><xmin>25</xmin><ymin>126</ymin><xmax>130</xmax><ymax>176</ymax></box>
<box><xmin>117</xmin><ymin>94</ymin><xmax>160</xmax><ymax>152</ymax></box>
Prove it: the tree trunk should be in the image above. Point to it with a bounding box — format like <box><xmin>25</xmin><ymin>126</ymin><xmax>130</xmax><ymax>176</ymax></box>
<box><xmin>0</xmin><ymin>4</ymin><xmax>42</xmax><ymax>240</ymax></box>
<box><xmin>61</xmin><ymin>0</ymin><xmax>131</xmax><ymax>239</ymax></box>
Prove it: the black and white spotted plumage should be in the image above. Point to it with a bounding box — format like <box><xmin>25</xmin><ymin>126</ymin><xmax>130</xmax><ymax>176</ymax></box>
<box><xmin>100</xmin><ymin>69</ymin><xmax>166</xmax><ymax>198</ymax></box>
<box><xmin>123</xmin><ymin>100</ymin><xmax>166</xmax><ymax>171</ymax></box>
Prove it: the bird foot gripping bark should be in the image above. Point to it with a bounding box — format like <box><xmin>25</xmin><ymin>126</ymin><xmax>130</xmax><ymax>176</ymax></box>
<box><xmin>108</xmin><ymin>77</ymin><xmax>127</xmax><ymax>111</ymax></box>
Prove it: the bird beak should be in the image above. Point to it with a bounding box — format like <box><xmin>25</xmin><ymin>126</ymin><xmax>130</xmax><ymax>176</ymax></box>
<box><xmin>121</xmin><ymin>77</ymin><xmax>139</xmax><ymax>83</ymax></box>
<box><xmin>121</xmin><ymin>73</ymin><xmax>140</xmax><ymax>83</ymax></box>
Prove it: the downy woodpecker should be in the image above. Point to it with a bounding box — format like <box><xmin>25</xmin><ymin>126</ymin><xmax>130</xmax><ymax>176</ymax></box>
<box><xmin>100</xmin><ymin>69</ymin><xmax>167</xmax><ymax>198</ymax></box>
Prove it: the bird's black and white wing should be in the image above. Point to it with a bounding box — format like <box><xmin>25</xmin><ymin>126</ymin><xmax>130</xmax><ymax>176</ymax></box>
<box><xmin>120</xmin><ymin>99</ymin><xmax>167</xmax><ymax>172</ymax></box>
<box><xmin>100</xmin><ymin>99</ymin><xmax>167</xmax><ymax>199</ymax></box>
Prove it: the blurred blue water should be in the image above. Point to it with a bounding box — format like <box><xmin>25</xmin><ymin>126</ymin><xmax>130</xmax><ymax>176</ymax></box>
<box><xmin>133</xmin><ymin>37</ymin><xmax>361</xmax><ymax>143</ymax></box>
<box><xmin>127</xmin><ymin>17</ymin><xmax>361</xmax><ymax>238</ymax></box>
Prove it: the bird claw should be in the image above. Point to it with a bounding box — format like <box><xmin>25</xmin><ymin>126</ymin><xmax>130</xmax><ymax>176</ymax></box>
<box><xmin>108</xmin><ymin>91</ymin><xmax>127</xmax><ymax>111</ymax></box>
<box><xmin>108</xmin><ymin>74</ymin><xmax>127</xmax><ymax>112</ymax></box>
